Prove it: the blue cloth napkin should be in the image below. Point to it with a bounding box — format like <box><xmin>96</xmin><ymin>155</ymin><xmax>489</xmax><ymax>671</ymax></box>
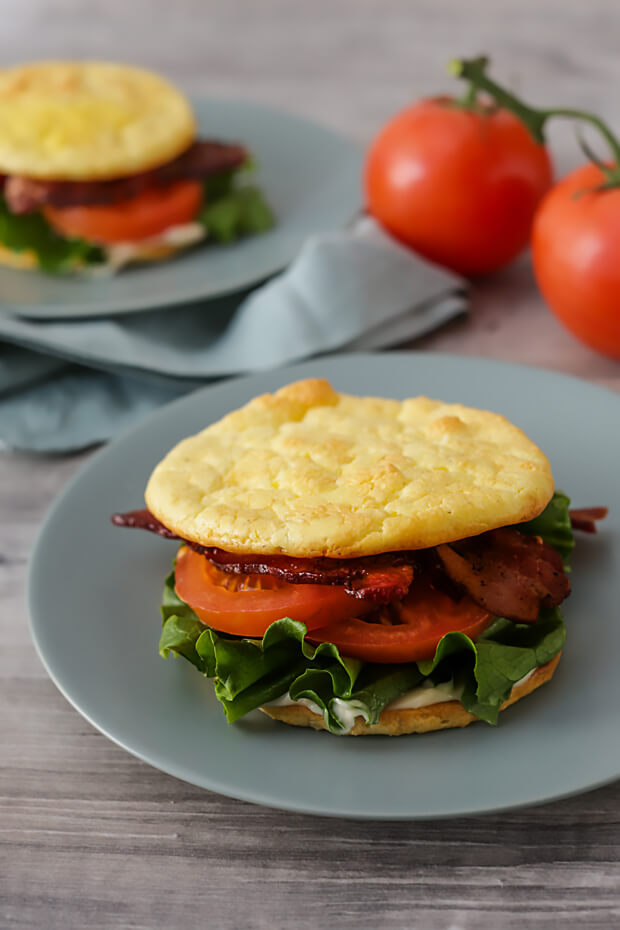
<box><xmin>0</xmin><ymin>219</ymin><xmax>467</xmax><ymax>452</ymax></box>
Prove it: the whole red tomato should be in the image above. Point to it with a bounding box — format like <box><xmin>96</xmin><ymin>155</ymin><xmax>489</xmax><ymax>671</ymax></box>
<box><xmin>365</xmin><ymin>99</ymin><xmax>553</xmax><ymax>275</ymax></box>
<box><xmin>532</xmin><ymin>162</ymin><xmax>620</xmax><ymax>359</ymax></box>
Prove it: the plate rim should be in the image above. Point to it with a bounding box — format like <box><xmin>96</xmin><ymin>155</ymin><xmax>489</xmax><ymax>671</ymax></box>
<box><xmin>27</xmin><ymin>351</ymin><xmax>620</xmax><ymax>819</ymax></box>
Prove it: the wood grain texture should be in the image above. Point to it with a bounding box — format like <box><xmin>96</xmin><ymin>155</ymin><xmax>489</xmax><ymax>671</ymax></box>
<box><xmin>1</xmin><ymin>1</ymin><xmax>620</xmax><ymax>927</ymax></box>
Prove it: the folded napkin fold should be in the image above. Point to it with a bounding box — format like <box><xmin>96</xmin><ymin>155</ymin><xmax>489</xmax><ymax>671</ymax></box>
<box><xmin>0</xmin><ymin>218</ymin><xmax>466</xmax><ymax>452</ymax></box>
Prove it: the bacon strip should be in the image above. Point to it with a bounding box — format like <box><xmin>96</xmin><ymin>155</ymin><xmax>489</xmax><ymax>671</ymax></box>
<box><xmin>4</xmin><ymin>140</ymin><xmax>248</xmax><ymax>214</ymax></box>
<box><xmin>569</xmin><ymin>507</ymin><xmax>609</xmax><ymax>534</ymax></box>
<box><xmin>113</xmin><ymin>508</ymin><xmax>577</xmax><ymax>615</ymax></box>
<box><xmin>111</xmin><ymin>509</ymin><xmax>178</xmax><ymax>539</ymax></box>
<box><xmin>436</xmin><ymin>528</ymin><xmax>570</xmax><ymax>623</ymax></box>
<box><xmin>198</xmin><ymin>550</ymin><xmax>414</xmax><ymax>604</ymax></box>
<box><xmin>111</xmin><ymin>509</ymin><xmax>415</xmax><ymax>604</ymax></box>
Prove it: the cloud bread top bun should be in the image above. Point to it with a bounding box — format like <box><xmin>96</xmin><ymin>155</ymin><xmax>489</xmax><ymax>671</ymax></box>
<box><xmin>0</xmin><ymin>61</ymin><xmax>196</xmax><ymax>180</ymax></box>
<box><xmin>145</xmin><ymin>378</ymin><xmax>554</xmax><ymax>558</ymax></box>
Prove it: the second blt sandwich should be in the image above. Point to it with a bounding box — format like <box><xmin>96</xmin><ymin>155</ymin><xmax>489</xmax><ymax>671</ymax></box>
<box><xmin>0</xmin><ymin>61</ymin><xmax>273</xmax><ymax>273</ymax></box>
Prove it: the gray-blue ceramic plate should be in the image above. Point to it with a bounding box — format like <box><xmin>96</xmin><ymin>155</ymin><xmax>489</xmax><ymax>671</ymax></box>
<box><xmin>28</xmin><ymin>353</ymin><xmax>620</xmax><ymax>819</ymax></box>
<box><xmin>2</xmin><ymin>99</ymin><xmax>361</xmax><ymax>320</ymax></box>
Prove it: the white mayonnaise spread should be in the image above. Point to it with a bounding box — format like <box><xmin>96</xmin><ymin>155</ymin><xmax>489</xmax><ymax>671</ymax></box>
<box><xmin>90</xmin><ymin>222</ymin><xmax>206</xmax><ymax>274</ymax></box>
<box><xmin>262</xmin><ymin>669</ymin><xmax>536</xmax><ymax>735</ymax></box>
<box><xmin>386</xmin><ymin>678</ymin><xmax>465</xmax><ymax>710</ymax></box>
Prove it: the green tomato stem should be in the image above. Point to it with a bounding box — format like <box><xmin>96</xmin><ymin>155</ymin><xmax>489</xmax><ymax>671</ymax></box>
<box><xmin>539</xmin><ymin>107</ymin><xmax>620</xmax><ymax>170</ymax></box>
<box><xmin>449</xmin><ymin>56</ymin><xmax>547</xmax><ymax>142</ymax></box>
<box><xmin>458</xmin><ymin>83</ymin><xmax>478</xmax><ymax>109</ymax></box>
<box><xmin>449</xmin><ymin>55</ymin><xmax>620</xmax><ymax>172</ymax></box>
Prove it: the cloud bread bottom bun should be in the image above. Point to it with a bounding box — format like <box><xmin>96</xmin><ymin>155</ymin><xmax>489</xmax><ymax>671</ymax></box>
<box><xmin>260</xmin><ymin>653</ymin><xmax>561</xmax><ymax>736</ymax></box>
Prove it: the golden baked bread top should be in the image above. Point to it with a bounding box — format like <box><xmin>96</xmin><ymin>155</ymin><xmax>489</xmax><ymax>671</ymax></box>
<box><xmin>0</xmin><ymin>61</ymin><xmax>196</xmax><ymax>180</ymax></box>
<box><xmin>145</xmin><ymin>378</ymin><xmax>554</xmax><ymax>558</ymax></box>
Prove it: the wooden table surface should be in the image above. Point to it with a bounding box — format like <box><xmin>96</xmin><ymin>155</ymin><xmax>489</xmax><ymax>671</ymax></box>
<box><xmin>2</xmin><ymin>2</ymin><xmax>619</xmax><ymax>928</ymax></box>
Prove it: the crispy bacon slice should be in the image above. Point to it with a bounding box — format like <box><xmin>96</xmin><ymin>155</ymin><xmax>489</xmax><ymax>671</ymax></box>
<box><xmin>111</xmin><ymin>509</ymin><xmax>415</xmax><ymax>603</ymax></box>
<box><xmin>113</xmin><ymin>507</ymin><xmax>580</xmax><ymax>615</ymax></box>
<box><xmin>197</xmin><ymin>550</ymin><xmax>415</xmax><ymax>603</ymax></box>
<box><xmin>344</xmin><ymin>566</ymin><xmax>414</xmax><ymax>602</ymax></box>
<box><xmin>111</xmin><ymin>509</ymin><xmax>178</xmax><ymax>539</ymax></box>
<box><xmin>569</xmin><ymin>507</ymin><xmax>609</xmax><ymax>534</ymax></box>
<box><xmin>4</xmin><ymin>139</ymin><xmax>248</xmax><ymax>214</ymax></box>
<box><xmin>436</xmin><ymin>528</ymin><xmax>570</xmax><ymax>623</ymax></box>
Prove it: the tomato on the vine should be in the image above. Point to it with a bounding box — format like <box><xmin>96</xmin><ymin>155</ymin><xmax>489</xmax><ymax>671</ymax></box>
<box><xmin>532</xmin><ymin>162</ymin><xmax>620</xmax><ymax>359</ymax></box>
<box><xmin>365</xmin><ymin>98</ymin><xmax>552</xmax><ymax>276</ymax></box>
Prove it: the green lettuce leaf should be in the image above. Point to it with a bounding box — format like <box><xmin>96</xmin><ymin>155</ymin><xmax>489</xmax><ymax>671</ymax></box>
<box><xmin>158</xmin><ymin>567</ymin><xmax>423</xmax><ymax>730</ymax></box>
<box><xmin>202</xmin><ymin>168</ymin><xmax>237</xmax><ymax>201</ymax></box>
<box><xmin>0</xmin><ymin>195</ymin><xmax>105</xmax><ymax>273</ymax></box>
<box><xmin>198</xmin><ymin>618</ymin><xmax>424</xmax><ymax>730</ymax></box>
<box><xmin>158</xmin><ymin>564</ymin><xmax>565</xmax><ymax>732</ymax></box>
<box><xmin>198</xmin><ymin>185</ymin><xmax>274</xmax><ymax>243</ymax></box>
<box><xmin>417</xmin><ymin>609</ymin><xmax>566</xmax><ymax>724</ymax></box>
<box><xmin>0</xmin><ymin>161</ymin><xmax>274</xmax><ymax>272</ymax></box>
<box><xmin>518</xmin><ymin>490</ymin><xmax>574</xmax><ymax>566</ymax></box>
<box><xmin>295</xmin><ymin>661</ymin><xmax>426</xmax><ymax>732</ymax></box>
<box><xmin>158</xmin><ymin>569</ymin><xmax>211</xmax><ymax>673</ymax></box>
<box><xmin>199</xmin><ymin>158</ymin><xmax>273</xmax><ymax>241</ymax></box>
<box><xmin>195</xmin><ymin>618</ymin><xmax>424</xmax><ymax>728</ymax></box>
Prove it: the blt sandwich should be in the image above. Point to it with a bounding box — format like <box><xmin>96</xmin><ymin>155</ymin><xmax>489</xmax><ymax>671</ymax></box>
<box><xmin>114</xmin><ymin>379</ymin><xmax>605</xmax><ymax>735</ymax></box>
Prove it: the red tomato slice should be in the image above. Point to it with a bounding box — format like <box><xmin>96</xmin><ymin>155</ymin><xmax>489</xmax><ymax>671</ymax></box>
<box><xmin>44</xmin><ymin>180</ymin><xmax>203</xmax><ymax>244</ymax></box>
<box><xmin>307</xmin><ymin>579</ymin><xmax>493</xmax><ymax>663</ymax></box>
<box><xmin>175</xmin><ymin>546</ymin><xmax>372</xmax><ymax>638</ymax></box>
